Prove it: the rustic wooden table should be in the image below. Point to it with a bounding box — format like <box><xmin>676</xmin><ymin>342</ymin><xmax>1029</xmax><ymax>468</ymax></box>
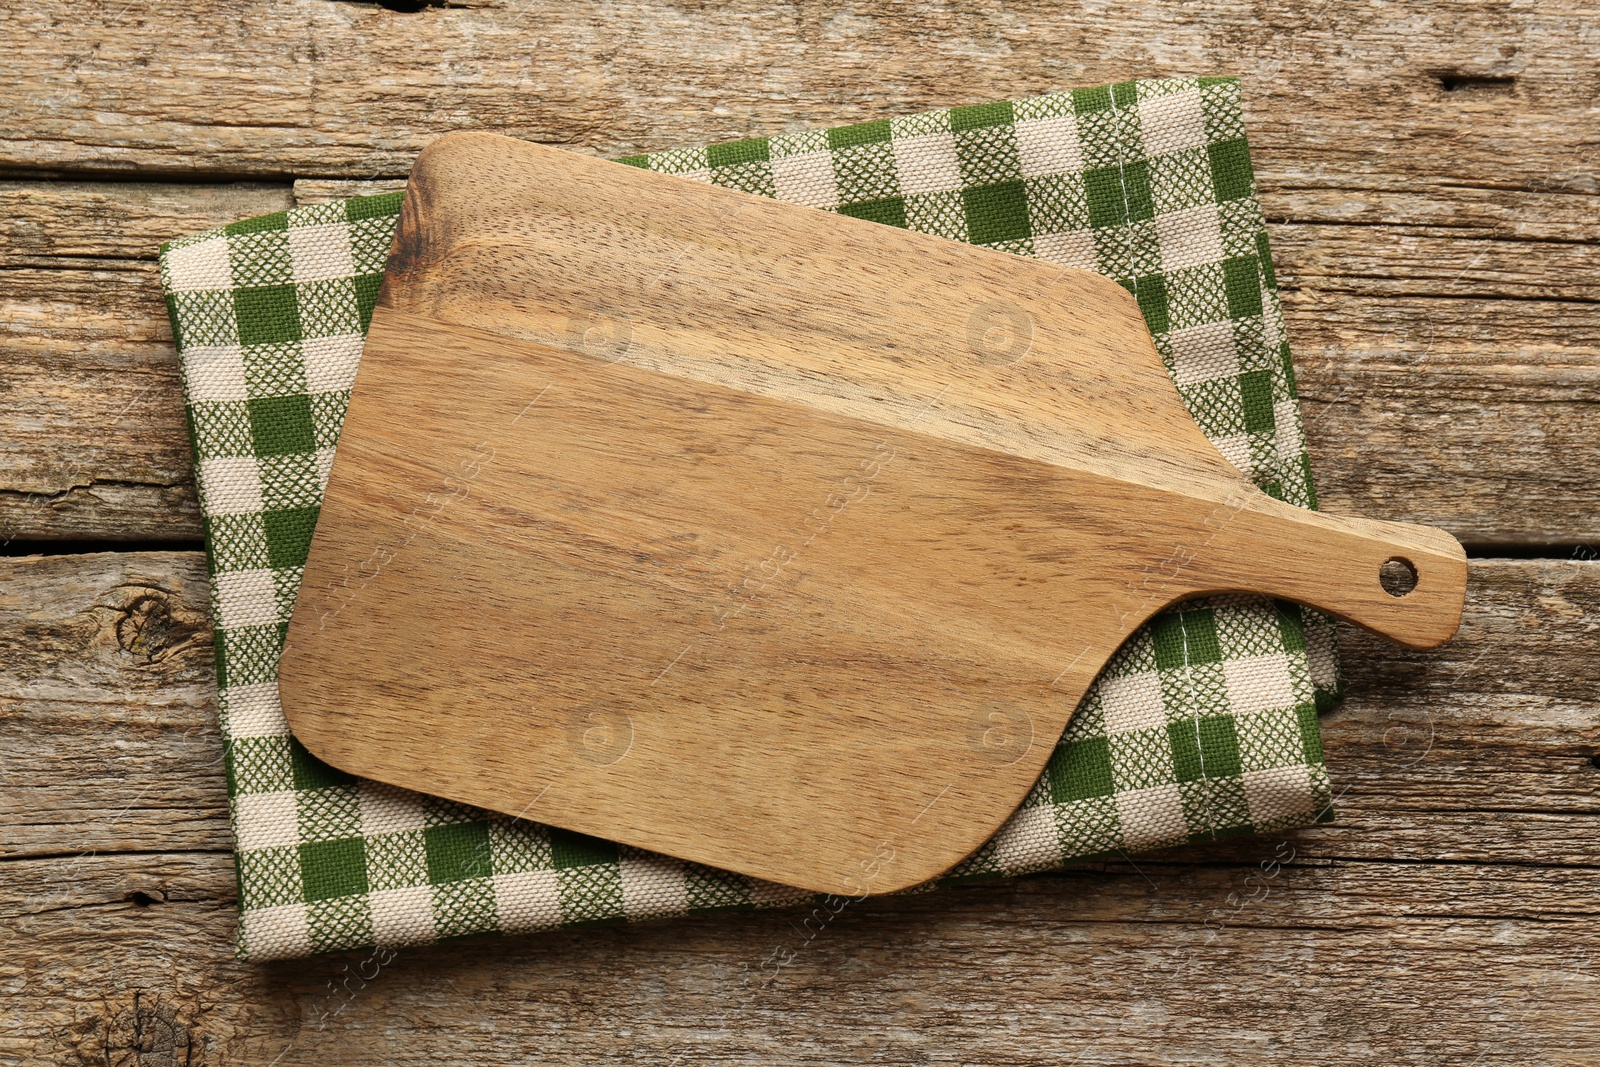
<box><xmin>4</xmin><ymin>2</ymin><xmax>1597</xmax><ymax>1064</ymax></box>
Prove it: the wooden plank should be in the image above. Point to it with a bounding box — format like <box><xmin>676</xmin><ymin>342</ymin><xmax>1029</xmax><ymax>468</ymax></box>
<box><xmin>0</xmin><ymin>182</ymin><xmax>290</xmax><ymax>545</ymax></box>
<box><xmin>7</xmin><ymin>849</ymin><xmax>1599</xmax><ymax>1066</ymax></box>
<box><xmin>1</xmin><ymin>264</ymin><xmax>202</xmax><ymax>545</ymax></box>
<box><xmin>3</xmin><ymin>554</ymin><xmax>1597</xmax><ymax>1063</ymax></box>
<box><xmin>1263</xmin><ymin>180</ymin><xmax>1600</xmax><ymax>245</ymax></box>
<box><xmin>3</xmin><ymin>174</ymin><xmax>1597</xmax><ymax>546</ymax></box>
<box><xmin>3</xmin><ymin>0</ymin><xmax>1595</xmax><ymax>196</ymax></box>
<box><xmin>0</xmin><ymin>552</ymin><xmax>226</xmax><ymax>859</ymax></box>
<box><xmin>4</xmin><ymin>1</ymin><xmax>1595</xmax><ymax>548</ymax></box>
<box><xmin>5</xmin><ymin>552</ymin><xmax>1594</xmax><ymax>863</ymax></box>
<box><xmin>0</xmin><ymin>180</ymin><xmax>290</xmax><ymax>265</ymax></box>
<box><xmin>292</xmin><ymin>177</ymin><xmax>405</xmax><ymax>205</ymax></box>
<box><xmin>1275</xmin><ymin>224</ymin><xmax>1600</xmax><ymax>305</ymax></box>
<box><xmin>1293</xmin><ymin>296</ymin><xmax>1600</xmax><ymax>547</ymax></box>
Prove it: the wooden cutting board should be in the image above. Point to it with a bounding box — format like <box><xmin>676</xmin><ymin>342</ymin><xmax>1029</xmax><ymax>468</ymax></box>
<box><xmin>277</xmin><ymin>132</ymin><xmax>1467</xmax><ymax>897</ymax></box>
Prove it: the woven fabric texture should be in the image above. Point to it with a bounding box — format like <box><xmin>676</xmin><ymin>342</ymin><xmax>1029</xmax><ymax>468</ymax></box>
<box><xmin>160</xmin><ymin>75</ymin><xmax>1340</xmax><ymax>962</ymax></box>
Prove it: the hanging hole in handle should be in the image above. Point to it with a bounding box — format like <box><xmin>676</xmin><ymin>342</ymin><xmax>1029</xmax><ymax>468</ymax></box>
<box><xmin>1380</xmin><ymin>557</ymin><xmax>1418</xmax><ymax>597</ymax></box>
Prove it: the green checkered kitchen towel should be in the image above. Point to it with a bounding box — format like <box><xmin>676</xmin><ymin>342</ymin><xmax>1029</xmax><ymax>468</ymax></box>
<box><xmin>159</xmin><ymin>75</ymin><xmax>1340</xmax><ymax>962</ymax></box>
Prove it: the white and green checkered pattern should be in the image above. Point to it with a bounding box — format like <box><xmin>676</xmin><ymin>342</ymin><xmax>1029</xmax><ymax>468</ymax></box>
<box><xmin>160</xmin><ymin>76</ymin><xmax>1340</xmax><ymax>962</ymax></box>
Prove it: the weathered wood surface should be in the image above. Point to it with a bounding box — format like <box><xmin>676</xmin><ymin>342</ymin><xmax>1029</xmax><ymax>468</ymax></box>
<box><xmin>3</xmin><ymin>0</ymin><xmax>1594</xmax><ymax>184</ymax></box>
<box><xmin>0</xmin><ymin>1</ymin><xmax>1597</xmax><ymax>547</ymax></box>
<box><xmin>0</xmin><ymin>183</ymin><xmax>290</xmax><ymax>545</ymax></box>
<box><xmin>2</xmin><ymin>0</ymin><xmax>1596</xmax><ymax>1064</ymax></box>
<box><xmin>6</xmin><ymin>183</ymin><xmax>1597</xmax><ymax>546</ymax></box>
<box><xmin>3</xmin><ymin>554</ymin><xmax>1597</xmax><ymax>1064</ymax></box>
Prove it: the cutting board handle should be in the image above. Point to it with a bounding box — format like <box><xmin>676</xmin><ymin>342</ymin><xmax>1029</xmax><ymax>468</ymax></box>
<box><xmin>1193</xmin><ymin>495</ymin><xmax>1468</xmax><ymax>649</ymax></box>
